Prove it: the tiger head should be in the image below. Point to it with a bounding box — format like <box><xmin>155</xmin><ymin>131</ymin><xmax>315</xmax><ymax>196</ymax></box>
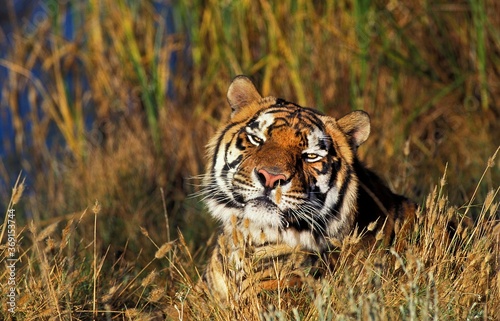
<box><xmin>203</xmin><ymin>76</ymin><xmax>371</xmax><ymax>251</ymax></box>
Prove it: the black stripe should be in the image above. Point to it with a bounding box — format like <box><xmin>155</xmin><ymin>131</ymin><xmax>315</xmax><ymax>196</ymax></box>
<box><xmin>271</xmin><ymin>116</ymin><xmax>292</xmax><ymax>126</ymax></box>
<box><xmin>209</xmin><ymin>189</ymin><xmax>241</xmax><ymax>208</ymax></box>
<box><xmin>311</xmin><ymin>184</ymin><xmax>327</xmax><ymax>205</ymax></box>
<box><xmin>232</xmin><ymin>176</ymin><xmax>251</xmax><ymax>186</ymax></box>
<box><xmin>274</xmin><ymin>98</ymin><xmax>291</xmax><ymax>106</ymax></box>
<box><xmin>211</xmin><ymin>120</ymin><xmax>246</xmax><ymax>175</ymax></box>
<box><xmin>255</xmin><ymin>105</ymin><xmax>325</xmax><ymax>132</ymax></box>
<box><xmin>296</xmin><ymin>112</ymin><xmax>324</xmax><ymax>130</ymax></box>
<box><xmin>329</xmin><ymin>145</ymin><xmax>338</xmax><ymax>158</ymax></box>
<box><xmin>328</xmin><ymin>167</ymin><xmax>353</xmax><ymax>219</ymax></box>
<box><xmin>248</xmin><ymin>121</ymin><xmax>261</xmax><ymax>130</ymax></box>
<box><xmin>318</xmin><ymin>139</ymin><xmax>327</xmax><ymax>150</ymax></box>
<box><xmin>232</xmin><ymin>192</ymin><xmax>245</xmax><ymax>204</ymax></box>
<box><xmin>222</xmin><ymin>155</ymin><xmax>242</xmax><ymax>172</ymax></box>
<box><xmin>235</xmin><ymin>135</ymin><xmax>245</xmax><ymax>151</ymax></box>
<box><xmin>286</xmin><ymin>212</ymin><xmax>314</xmax><ymax>232</ymax></box>
<box><xmin>328</xmin><ymin>158</ymin><xmax>341</xmax><ymax>187</ymax></box>
<box><xmin>312</xmin><ymin>162</ymin><xmax>331</xmax><ymax>175</ymax></box>
<box><xmin>301</xmin><ymin>106</ymin><xmax>325</xmax><ymax>116</ymax></box>
<box><xmin>267</xmin><ymin>123</ymin><xmax>290</xmax><ymax>136</ymax></box>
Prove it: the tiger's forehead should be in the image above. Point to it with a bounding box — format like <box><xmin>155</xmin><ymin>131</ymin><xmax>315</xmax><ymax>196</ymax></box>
<box><xmin>248</xmin><ymin>105</ymin><xmax>324</xmax><ymax>130</ymax></box>
<box><xmin>246</xmin><ymin>105</ymin><xmax>330</xmax><ymax>149</ymax></box>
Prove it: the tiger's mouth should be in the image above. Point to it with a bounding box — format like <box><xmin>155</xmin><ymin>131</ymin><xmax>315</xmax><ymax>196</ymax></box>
<box><xmin>249</xmin><ymin>196</ymin><xmax>275</xmax><ymax>205</ymax></box>
<box><xmin>246</xmin><ymin>196</ymin><xmax>282</xmax><ymax>212</ymax></box>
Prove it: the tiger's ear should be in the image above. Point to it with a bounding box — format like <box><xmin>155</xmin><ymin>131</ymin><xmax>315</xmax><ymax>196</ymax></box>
<box><xmin>227</xmin><ymin>75</ymin><xmax>262</xmax><ymax>114</ymax></box>
<box><xmin>337</xmin><ymin>110</ymin><xmax>371</xmax><ymax>147</ymax></box>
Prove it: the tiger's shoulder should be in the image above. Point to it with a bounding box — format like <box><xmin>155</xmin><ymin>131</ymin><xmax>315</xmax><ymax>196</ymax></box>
<box><xmin>352</xmin><ymin>162</ymin><xmax>417</xmax><ymax>248</ymax></box>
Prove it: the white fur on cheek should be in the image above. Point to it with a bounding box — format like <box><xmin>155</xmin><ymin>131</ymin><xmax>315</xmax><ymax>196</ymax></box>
<box><xmin>207</xmin><ymin>128</ymin><xmax>245</xmax><ymax>224</ymax></box>
<box><xmin>206</xmin><ymin>199</ymin><xmax>243</xmax><ymax>224</ymax></box>
<box><xmin>319</xmin><ymin>186</ymin><xmax>342</xmax><ymax>231</ymax></box>
<box><xmin>326</xmin><ymin>179</ymin><xmax>358</xmax><ymax>241</ymax></box>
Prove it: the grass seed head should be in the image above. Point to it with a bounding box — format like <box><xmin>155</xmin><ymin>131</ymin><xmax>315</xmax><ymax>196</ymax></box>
<box><xmin>36</xmin><ymin>221</ymin><xmax>59</xmax><ymax>242</ymax></box>
<box><xmin>92</xmin><ymin>200</ymin><xmax>101</xmax><ymax>215</ymax></box>
<box><xmin>44</xmin><ymin>238</ymin><xmax>57</xmax><ymax>253</ymax></box>
<box><xmin>490</xmin><ymin>202</ymin><xmax>499</xmax><ymax>217</ymax></box>
<box><xmin>155</xmin><ymin>241</ymin><xmax>175</xmax><ymax>258</ymax></box>
<box><xmin>148</xmin><ymin>288</ymin><xmax>165</xmax><ymax>302</ymax></box>
<box><xmin>329</xmin><ymin>237</ymin><xmax>342</xmax><ymax>248</ymax></box>
<box><xmin>102</xmin><ymin>285</ymin><xmax>119</xmax><ymax>303</ymax></box>
<box><xmin>141</xmin><ymin>270</ymin><xmax>158</xmax><ymax>287</ymax></box>
<box><xmin>483</xmin><ymin>190</ymin><xmax>495</xmax><ymax>213</ymax></box>
<box><xmin>367</xmin><ymin>220</ymin><xmax>378</xmax><ymax>232</ymax></box>
<box><xmin>375</xmin><ymin>227</ymin><xmax>385</xmax><ymax>241</ymax></box>
<box><xmin>140</xmin><ymin>226</ymin><xmax>150</xmax><ymax>238</ymax></box>
<box><xmin>11</xmin><ymin>177</ymin><xmax>25</xmax><ymax>205</ymax></box>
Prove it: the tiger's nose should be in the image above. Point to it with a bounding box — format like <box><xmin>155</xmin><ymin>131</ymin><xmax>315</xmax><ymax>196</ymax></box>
<box><xmin>257</xmin><ymin>168</ymin><xmax>288</xmax><ymax>189</ymax></box>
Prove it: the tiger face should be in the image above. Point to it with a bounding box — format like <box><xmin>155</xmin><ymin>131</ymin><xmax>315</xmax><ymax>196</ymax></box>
<box><xmin>203</xmin><ymin>76</ymin><xmax>370</xmax><ymax>252</ymax></box>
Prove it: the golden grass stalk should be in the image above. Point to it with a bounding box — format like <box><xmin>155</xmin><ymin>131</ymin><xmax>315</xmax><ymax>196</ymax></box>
<box><xmin>92</xmin><ymin>200</ymin><xmax>101</xmax><ymax>318</ymax></box>
<box><xmin>29</xmin><ymin>221</ymin><xmax>63</xmax><ymax>320</ymax></box>
<box><xmin>0</xmin><ymin>173</ymin><xmax>24</xmax><ymax>244</ymax></box>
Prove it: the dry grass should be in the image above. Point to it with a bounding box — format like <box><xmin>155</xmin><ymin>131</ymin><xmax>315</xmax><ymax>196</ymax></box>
<box><xmin>1</xmin><ymin>164</ymin><xmax>498</xmax><ymax>320</ymax></box>
<box><xmin>0</xmin><ymin>0</ymin><xmax>499</xmax><ymax>320</ymax></box>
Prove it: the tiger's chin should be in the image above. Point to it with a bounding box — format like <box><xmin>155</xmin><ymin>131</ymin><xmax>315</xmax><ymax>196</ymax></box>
<box><xmin>224</xmin><ymin>199</ymin><xmax>319</xmax><ymax>251</ymax></box>
<box><xmin>205</xmin><ymin>195</ymin><xmax>324</xmax><ymax>250</ymax></box>
<box><xmin>243</xmin><ymin>197</ymin><xmax>284</xmax><ymax>227</ymax></box>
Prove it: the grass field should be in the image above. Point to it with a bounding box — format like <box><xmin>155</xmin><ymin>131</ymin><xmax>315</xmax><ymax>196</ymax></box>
<box><xmin>0</xmin><ymin>0</ymin><xmax>499</xmax><ymax>320</ymax></box>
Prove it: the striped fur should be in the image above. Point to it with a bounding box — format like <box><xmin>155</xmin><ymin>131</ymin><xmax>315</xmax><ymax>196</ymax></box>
<box><xmin>201</xmin><ymin>76</ymin><xmax>416</xmax><ymax>302</ymax></box>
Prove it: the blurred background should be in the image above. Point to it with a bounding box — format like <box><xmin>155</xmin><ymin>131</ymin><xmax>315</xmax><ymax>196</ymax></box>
<box><xmin>0</xmin><ymin>0</ymin><xmax>499</xmax><ymax>273</ymax></box>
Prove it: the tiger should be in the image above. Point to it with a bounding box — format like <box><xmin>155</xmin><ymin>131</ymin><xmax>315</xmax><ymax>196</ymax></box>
<box><xmin>200</xmin><ymin>75</ymin><xmax>417</xmax><ymax>303</ymax></box>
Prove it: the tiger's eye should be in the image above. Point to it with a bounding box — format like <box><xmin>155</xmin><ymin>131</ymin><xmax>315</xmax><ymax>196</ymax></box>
<box><xmin>247</xmin><ymin>134</ymin><xmax>263</xmax><ymax>146</ymax></box>
<box><xmin>304</xmin><ymin>153</ymin><xmax>323</xmax><ymax>162</ymax></box>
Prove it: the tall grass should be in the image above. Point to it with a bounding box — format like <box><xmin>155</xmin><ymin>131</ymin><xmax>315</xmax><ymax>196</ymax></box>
<box><xmin>0</xmin><ymin>158</ymin><xmax>498</xmax><ymax>320</ymax></box>
<box><xmin>469</xmin><ymin>0</ymin><xmax>489</xmax><ymax>111</ymax></box>
<box><xmin>0</xmin><ymin>0</ymin><xmax>498</xmax><ymax>319</ymax></box>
